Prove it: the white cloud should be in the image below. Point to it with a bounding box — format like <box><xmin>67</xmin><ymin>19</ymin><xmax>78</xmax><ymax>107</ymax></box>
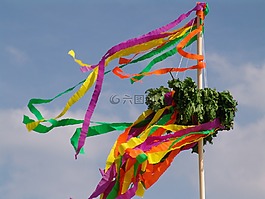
<box><xmin>200</xmin><ymin>53</ymin><xmax>265</xmax><ymax>198</ymax></box>
<box><xmin>5</xmin><ymin>46</ymin><xmax>29</xmax><ymax>64</ymax></box>
<box><xmin>231</xmin><ymin>63</ymin><xmax>265</xmax><ymax>109</ymax></box>
<box><xmin>205</xmin><ymin>117</ymin><xmax>265</xmax><ymax>199</ymax></box>
<box><xmin>1</xmin><ymin>90</ymin><xmax>265</xmax><ymax>199</ymax></box>
<box><xmin>0</xmin><ymin>108</ymin><xmax>119</xmax><ymax>199</ymax></box>
<box><xmin>207</xmin><ymin>53</ymin><xmax>265</xmax><ymax>111</ymax></box>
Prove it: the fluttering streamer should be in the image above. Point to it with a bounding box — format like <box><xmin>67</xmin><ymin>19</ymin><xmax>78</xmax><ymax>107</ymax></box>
<box><xmin>22</xmin><ymin>3</ymin><xmax>224</xmax><ymax>198</ymax></box>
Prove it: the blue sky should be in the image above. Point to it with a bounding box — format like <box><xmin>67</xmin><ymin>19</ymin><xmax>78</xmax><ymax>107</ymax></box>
<box><xmin>1</xmin><ymin>0</ymin><xmax>265</xmax><ymax>199</ymax></box>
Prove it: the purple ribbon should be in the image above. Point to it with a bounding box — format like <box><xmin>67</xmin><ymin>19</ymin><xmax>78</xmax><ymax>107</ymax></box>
<box><xmin>88</xmin><ymin>163</ymin><xmax>116</xmax><ymax>199</ymax></box>
<box><xmin>138</xmin><ymin>118</ymin><xmax>222</xmax><ymax>151</ymax></box>
<box><xmin>80</xmin><ymin>3</ymin><xmax>205</xmax><ymax>73</ymax></box>
<box><xmin>76</xmin><ymin>58</ymin><xmax>105</xmax><ymax>157</ymax></box>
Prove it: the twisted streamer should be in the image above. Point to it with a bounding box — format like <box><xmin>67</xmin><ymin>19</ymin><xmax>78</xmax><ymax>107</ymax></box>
<box><xmin>22</xmin><ymin>4</ymin><xmax>216</xmax><ymax>199</ymax></box>
<box><xmin>23</xmin><ymin>2</ymin><xmax>208</xmax><ymax>159</ymax></box>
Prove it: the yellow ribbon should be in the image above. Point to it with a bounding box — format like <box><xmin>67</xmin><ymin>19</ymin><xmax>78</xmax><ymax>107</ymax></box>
<box><xmin>26</xmin><ymin>67</ymin><xmax>99</xmax><ymax>131</ymax></box>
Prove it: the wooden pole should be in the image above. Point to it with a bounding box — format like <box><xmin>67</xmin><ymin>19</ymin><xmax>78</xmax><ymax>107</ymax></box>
<box><xmin>197</xmin><ymin>12</ymin><xmax>205</xmax><ymax>199</ymax></box>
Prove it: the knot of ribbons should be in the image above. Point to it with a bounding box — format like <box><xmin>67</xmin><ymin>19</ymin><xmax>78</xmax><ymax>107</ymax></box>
<box><xmin>88</xmin><ymin>90</ymin><xmax>223</xmax><ymax>199</ymax></box>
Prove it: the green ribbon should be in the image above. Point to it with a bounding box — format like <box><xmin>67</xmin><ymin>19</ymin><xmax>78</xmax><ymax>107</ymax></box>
<box><xmin>70</xmin><ymin>122</ymin><xmax>133</xmax><ymax>153</ymax></box>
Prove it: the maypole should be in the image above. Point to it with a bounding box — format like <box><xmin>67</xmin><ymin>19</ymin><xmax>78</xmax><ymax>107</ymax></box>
<box><xmin>23</xmin><ymin>3</ymin><xmax>238</xmax><ymax>199</ymax></box>
<box><xmin>196</xmin><ymin>8</ymin><xmax>205</xmax><ymax>199</ymax></box>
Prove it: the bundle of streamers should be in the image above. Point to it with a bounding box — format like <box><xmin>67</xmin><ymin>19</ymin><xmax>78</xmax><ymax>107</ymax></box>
<box><xmin>23</xmin><ymin>3</ymin><xmax>214</xmax><ymax>198</ymax></box>
<box><xmin>86</xmin><ymin>92</ymin><xmax>224</xmax><ymax>198</ymax></box>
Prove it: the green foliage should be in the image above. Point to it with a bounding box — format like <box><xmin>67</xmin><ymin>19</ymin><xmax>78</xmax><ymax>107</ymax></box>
<box><xmin>145</xmin><ymin>77</ymin><xmax>238</xmax><ymax>152</ymax></box>
<box><xmin>145</xmin><ymin>86</ymin><xmax>170</xmax><ymax>112</ymax></box>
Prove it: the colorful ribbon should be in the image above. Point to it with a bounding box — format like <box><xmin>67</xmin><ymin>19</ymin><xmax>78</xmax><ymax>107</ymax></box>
<box><xmin>88</xmin><ymin>93</ymin><xmax>223</xmax><ymax>198</ymax></box>
<box><xmin>23</xmin><ymin>3</ymin><xmax>208</xmax><ymax>160</ymax></box>
<box><xmin>21</xmin><ymin>3</ymin><xmax>220</xmax><ymax>199</ymax></box>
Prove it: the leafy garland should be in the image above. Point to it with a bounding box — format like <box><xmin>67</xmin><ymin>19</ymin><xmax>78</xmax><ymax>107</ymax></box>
<box><xmin>145</xmin><ymin>77</ymin><xmax>238</xmax><ymax>153</ymax></box>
